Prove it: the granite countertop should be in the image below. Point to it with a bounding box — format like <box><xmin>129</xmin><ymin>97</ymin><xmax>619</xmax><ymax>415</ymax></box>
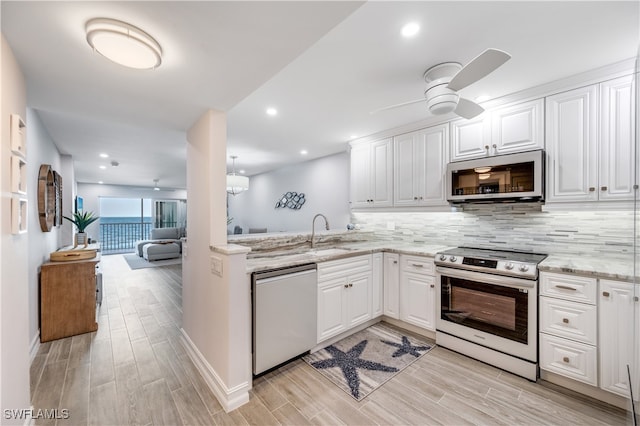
<box><xmin>539</xmin><ymin>254</ymin><xmax>637</xmax><ymax>282</ymax></box>
<box><xmin>244</xmin><ymin>241</ymin><xmax>452</xmax><ymax>273</ymax></box>
<box><xmin>244</xmin><ymin>237</ymin><xmax>638</xmax><ymax>283</ymax></box>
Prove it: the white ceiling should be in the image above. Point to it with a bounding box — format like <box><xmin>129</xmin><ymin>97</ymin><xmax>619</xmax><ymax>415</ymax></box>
<box><xmin>2</xmin><ymin>1</ymin><xmax>638</xmax><ymax>189</ymax></box>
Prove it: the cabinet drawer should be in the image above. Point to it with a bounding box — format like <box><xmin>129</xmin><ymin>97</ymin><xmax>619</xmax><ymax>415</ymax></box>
<box><xmin>400</xmin><ymin>255</ymin><xmax>434</xmax><ymax>275</ymax></box>
<box><xmin>540</xmin><ymin>296</ymin><xmax>597</xmax><ymax>345</ymax></box>
<box><xmin>540</xmin><ymin>334</ymin><xmax>597</xmax><ymax>386</ymax></box>
<box><xmin>540</xmin><ymin>272</ymin><xmax>597</xmax><ymax>304</ymax></box>
<box><xmin>317</xmin><ymin>255</ymin><xmax>371</xmax><ymax>282</ymax></box>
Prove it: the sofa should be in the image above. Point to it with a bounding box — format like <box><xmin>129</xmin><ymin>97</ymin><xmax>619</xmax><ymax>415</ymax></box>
<box><xmin>135</xmin><ymin>227</ymin><xmax>183</xmax><ymax>258</ymax></box>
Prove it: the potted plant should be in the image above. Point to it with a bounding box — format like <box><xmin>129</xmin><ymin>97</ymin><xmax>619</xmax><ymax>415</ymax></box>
<box><xmin>63</xmin><ymin>211</ymin><xmax>99</xmax><ymax>248</ymax></box>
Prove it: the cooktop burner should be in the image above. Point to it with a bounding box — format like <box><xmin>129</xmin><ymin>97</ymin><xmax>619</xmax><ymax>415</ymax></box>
<box><xmin>434</xmin><ymin>247</ymin><xmax>547</xmax><ymax>279</ymax></box>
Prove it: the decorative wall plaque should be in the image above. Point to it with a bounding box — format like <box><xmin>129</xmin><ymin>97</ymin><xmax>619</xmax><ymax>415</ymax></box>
<box><xmin>274</xmin><ymin>192</ymin><xmax>305</xmax><ymax>210</ymax></box>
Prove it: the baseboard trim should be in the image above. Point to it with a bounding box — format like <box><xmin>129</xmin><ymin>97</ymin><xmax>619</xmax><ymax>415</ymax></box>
<box><xmin>180</xmin><ymin>328</ymin><xmax>250</xmax><ymax>412</ymax></box>
<box><xmin>29</xmin><ymin>331</ymin><xmax>40</xmax><ymax>363</ymax></box>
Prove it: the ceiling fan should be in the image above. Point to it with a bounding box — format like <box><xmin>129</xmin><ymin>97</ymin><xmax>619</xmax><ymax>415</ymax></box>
<box><xmin>371</xmin><ymin>48</ymin><xmax>511</xmax><ymax>120</ymax></box>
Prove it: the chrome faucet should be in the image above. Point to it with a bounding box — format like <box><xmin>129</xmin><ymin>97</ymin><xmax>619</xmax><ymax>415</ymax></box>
<box><xmin>311</xmin><ymin>213</ymin><xmax>330</xmax><ymax>248</ymax></box>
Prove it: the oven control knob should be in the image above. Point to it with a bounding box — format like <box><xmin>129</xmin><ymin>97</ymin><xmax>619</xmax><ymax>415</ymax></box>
<box><xmin>439</xmin><ymin>254</ymin><xmax>447</xmax><ymax>261</ymax></box>
<box><xmin>519</xmin><ymin>264</ymin><xmax>530</xmax><ymax>272</ymax></box>
<box><xmin>505</xmin><ymin>262</ymin><xmax>514</xmax><ymax>270</ymax></box>
<box><xmin>449</xmin><ymin>256</ymin><xmax>457</xmax><ymax>262</ymax></box>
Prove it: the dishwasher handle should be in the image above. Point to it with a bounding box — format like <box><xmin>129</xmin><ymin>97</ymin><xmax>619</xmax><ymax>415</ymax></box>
<box><xmin>253</xmin><ymin>263</ymin><xmax>317</xmax><ymax>281</ymax></box>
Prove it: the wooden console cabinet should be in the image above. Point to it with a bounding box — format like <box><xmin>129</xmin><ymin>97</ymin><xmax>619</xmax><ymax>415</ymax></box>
<box><xmin>40</xmin><ymin>256</ymin><xmax>100</xmax><ymax>342</ymax></box>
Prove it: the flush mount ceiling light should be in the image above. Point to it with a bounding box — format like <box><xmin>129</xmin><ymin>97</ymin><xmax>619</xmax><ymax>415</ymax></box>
<box><xmin>474</xmin><ymin>167</ymin><xmax>492</xmax><ymax>173</ymax></box>
<box><xmin>227</xmin><ymin>156</ymin><xmax>249</xmax><ymax>195</ymax></box>
<box><xmin>266</xmin><ymin>107</ymin><xmax>278</xmax><ymax>116</ymax></box>
<box><xmin>401</xmin><ymin>22</ymin><xmax>420</xmax><ymax>38</ymax></box>
<box><xmin>86</xmin><ymin>18</ymin><xmax>162</xmax><ymax>69</ymax></box>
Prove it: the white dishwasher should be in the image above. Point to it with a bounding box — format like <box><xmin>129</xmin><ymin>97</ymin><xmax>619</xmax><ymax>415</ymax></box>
<box><xmin>252</xmin><ymin>263</ymin><xmax>317</xmax><ymax>375</ymax></box>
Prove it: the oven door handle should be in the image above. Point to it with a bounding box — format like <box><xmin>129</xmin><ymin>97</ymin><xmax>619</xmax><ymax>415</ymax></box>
<box><xmin>435</xmin><ymin>266</ymin><xmax>536</xmax><ymax>289</ymax></box>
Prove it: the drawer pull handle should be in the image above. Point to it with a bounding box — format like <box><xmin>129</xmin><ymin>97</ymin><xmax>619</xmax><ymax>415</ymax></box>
<box><xmin>562</xmin><ymin>318</ymin><xmax>569</xmax><ymax>324</ymax></box>
<box><xmin>555</xmin><ymin>285</ymin><xmax>576</xmax><ymax>291</ymax></box>
<box><xmin>411</xmin><ymin>263</ymin><xmax>424</xmax><ymax>268</ymax></box>
<box><xmin>430</xmin><ymin>284</ymin><xmax>435</xmax><ymax>288</ymax></box>
<box><xmin>589</xmin><ymin>187</ymin><xmax>596</xmax><ymax>192</ymax></box>
<box><xmin>349</xmin><ymin>283</ymin><xmax>353</xmax><ymax>288</ymax></box>
<box><xmin>562</xmin><ymin>357</ymin><xmax>570</xmax><ymax>363</ymax></box>
<box><xmin>601</xmin><ymin>186</ymin><xmax>608</xmax><ymax>191</ymax></box>
<box><xmin>393</xmin><ymin>260</ymin><xmax>398</xmax><ymax>264</ymax></box>
<box><xmin>635</xmin><ymin>296</ymin><xmax>639</xmax><ymax>302</ymax></box>
<box><xmin>602</xmin><ymin>291</ymin><xmax>610</xmax><ymax>297</ymax></box>
<box><xmin>344</xmin><ymin>284</ymin><xmax>349</xmax><ymax>288</ymax></box>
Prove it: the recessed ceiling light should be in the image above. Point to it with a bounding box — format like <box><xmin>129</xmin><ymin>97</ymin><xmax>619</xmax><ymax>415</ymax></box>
<box><xmin>401</xmin><ymin>22</ymin><xmax>420</xmax><ymax>38</ymax></box>
<box><xmin>300</xmin><ymin>150</ymin><xmax>308</xmax><ymax>155</ymax></box>
<box><xmin>239</xmin><ymin>170</ymin><xmax>246</xmax><ymax>174</ymax></box>
<box><xmin>266</xmin><ymin>107</ymin><xmax>278</xmax><ymax>116</ymax></box>
<box><xmin>99</xmin><ymin>153</ymin><xmax>109</xmax><ymax>158</ymax></box>
<box><xmin>86</xmin><ymin>18</ymin><xmax>162</xmax><ymax>69</ymax></box>
<box><xmin>349</xmin><ymin>134</ymin><xmax>358</xmax><ymax>140</ymax></box>
<box><xmin>99</xmin><ymin>165</ymin><xmax>107</xmax><ymax>170</ymax></box>
<box><xmin>98</xmin><ymin>181</ymin><xmax>104</xmax><ymax>184</ymax></box>
<box><xmin>475</xmin><ymin>94</ymin><xmax>491</xmax><ymax>103</ymax></box>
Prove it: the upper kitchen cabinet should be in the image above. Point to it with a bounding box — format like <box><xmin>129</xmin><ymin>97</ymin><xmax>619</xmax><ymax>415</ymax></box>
<box><xmin>450</xmin><ymin>98</ymin><xmax>544</xmax><ymax>162</ymax></box>
<box><xmin>350</xmin><ymin>138</ymin><xmax>393</xmax><ymax>208</ymax></box>
<box><xmin>393</xmin><ymin>123</ymin><xmax>449</xmax><ymax>207</ymax></box>
<box><xmin>546</xmin><ymin>75</ymin><xmax>636</xmax><ymax>203</ymax></box>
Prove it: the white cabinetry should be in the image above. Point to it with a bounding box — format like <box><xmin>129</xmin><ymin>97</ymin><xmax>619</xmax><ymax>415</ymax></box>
<box><xmin>539</xmin><ymin>272</ymin><xmax>598</xmax><ymax>386</ymax></box>
<box><xmin>546</xmin><ymin>75</ymin><xmax>636</xmax><ymax>203</ymax></box>
<box><xmin>393</xmin><ymin>123</ymin><xmax>449</xmax><ymax>206</ymax></box>
<box><xmin>450</xmin><ymin>98</ymin><xmax>544</xmax><ymax>161</ymax></box>
<box><xmin>317</xmin><ymin>255</ymin><xmax>372</xmax><ymax>343</ymax></box>
<box><xmin>399</xmin><ymin>255</ymin><xmax>435</xmax><ymax>331</ymax></box>
<box><xmin>599</xmin><ymin>279</ymin><xmax>639</xmax><ymax>400</ymax></box>
<box><xmin>371</xmin><ymin>252</ymin><xmax>383</xmax><ymax>318</ymax></box>
<box><xmin>383</xmin><ymin>252</ymin><xmax>400</xmax><ymax>319</ymax></box>
<box><xmin>350</xmin><ymin>138</ymin><xmax>393</xmax><ymax>208</ymax></box>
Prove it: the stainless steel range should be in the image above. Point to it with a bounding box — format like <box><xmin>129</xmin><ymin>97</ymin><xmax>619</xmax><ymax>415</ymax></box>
<box><xmin>435</xmin><ymin>247</ymin><xmax>547</xmax><ymax>381</ymax></box>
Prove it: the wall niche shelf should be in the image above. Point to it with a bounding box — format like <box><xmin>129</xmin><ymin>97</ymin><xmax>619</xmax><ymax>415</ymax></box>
<box><xmin>10</xmin><ymin>114</ymin><xmax>26</xmax><ymax>158</ymax></box>
<box><xmin>11</xmin><ymin>155</ymin><xmax>27</xmax><ymax>194</ymax></box>
<box><xmin>12</xmin><ymin>196</ymin><xmax>28</xmax><ymax>234</ymax></box>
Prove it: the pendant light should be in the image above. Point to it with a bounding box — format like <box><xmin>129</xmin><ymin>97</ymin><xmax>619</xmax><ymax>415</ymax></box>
<box><xmin>227</xmin><ymin>156</ymin><xmax>249</xmax><ymax>195</ymax></box>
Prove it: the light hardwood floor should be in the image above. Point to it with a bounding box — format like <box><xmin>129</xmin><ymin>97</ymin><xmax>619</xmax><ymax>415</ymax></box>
<box><xmin>31</xmin><ymin>254</ymin><xmax>631</xmax><ymax>425</ymax></box>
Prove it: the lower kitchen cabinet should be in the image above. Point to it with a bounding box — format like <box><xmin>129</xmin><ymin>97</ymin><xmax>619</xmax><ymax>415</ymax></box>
<box><xmin>599</xmin><ymin>279</ymin><xmax>639</xmax><ymax>400</ymax></box>
<box><xmin>317</xmin><ymin>255</ymin><xmax>372</xmax><ymax>343</ymax></box>
<box><xmin>372</xmin><ymin>252</ymin><xmax>383</xmax><ymax>318</ymax></box>
<box><xmin>399</xmin><ymin>255</ymin><xmax>435</xmax><ymax>331</ymax></box>
<box><xmin>383</xmin><ymin>252</ymin><xmax>400</xmax><ymax>319</ymax></box>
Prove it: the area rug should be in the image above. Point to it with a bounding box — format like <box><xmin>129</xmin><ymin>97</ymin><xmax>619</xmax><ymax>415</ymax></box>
<box><xmin>123</xmin><ymin>253</ymin><xmax>182</xmax><ymax>270</ymax></box>
<box><xmin>303</xmin><ymin>323</ymin><xmax>434</xmax><ymax>401</ymax></box>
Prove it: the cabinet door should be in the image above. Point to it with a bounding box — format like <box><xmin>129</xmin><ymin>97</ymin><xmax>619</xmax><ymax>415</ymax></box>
<box><xmin>347</xmin><ymin>272</ymin><xmax>372</xmax><ymax>328</ymax></box>
<box><xmin>545</xmin><ymin>85</ymin><xmax>598</xmax><ymax>202</ymax></box>
<box><xmin>599</xmin><ymin>280</ymin><xmax>639</xmax><ymax>399</ymax></box>
<box><xmin>492</xmin><ymin>98</ymin><xmax>544</xmax><ymax>154</ymax></box>
<box><xmin>350</xmin><ymin>143</ymin><xmax>372</xmax><ymax>208</ymax></box>
<box><xmin>370</xmin><ymin>138</ymin><xmax>393</xmax><ymax>207</ymax></box>
<box><xmin>317</xmin><ymin>277</ymin><xmax>348</xmax><ymax>343</ymax></box>
<box><xmin>422</xmin><ymin>123</ymin><xmax>449</xmax><ymax>205</ymax></box>
<box><xmin>599</xmin><ymin>75</ymin><xmax>636</xmax><ymax>201</ymax></box>
<box><xmin>383</xmin><ymin>253</ymin><xmax>400</xmax><ymax>319</ymax></box>
<box><xmin>400</xmin><ymin>271</ymin><xmax>435</xmax><ymax>331</ymax></box>
<box><xmin>393</xmin><ymin>131</ymin><xmax>423</xmax><ymax>206</ymax></box>
<box><xmin>371</xmin><ymin>252</ymin><xmax>383</xmax><ymax>318</ymax></box>
<box><xmin>450</xmin><ymin>115</ymin><xmax>491</xmax><ymax>161</ymax></box>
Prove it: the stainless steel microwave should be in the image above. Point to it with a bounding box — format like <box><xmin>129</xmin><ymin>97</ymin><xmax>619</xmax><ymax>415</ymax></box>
<box><xmin>446</xmin><ymin>150</ymin><xmax>544</xmax><ymax>203</ymax></box>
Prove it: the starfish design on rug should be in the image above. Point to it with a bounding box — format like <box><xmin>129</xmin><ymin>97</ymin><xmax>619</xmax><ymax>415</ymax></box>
<box><xmin>310</xmin><ymin>339</ymin><xmax>398</xmax><ymax>399</ymax></box>
<box><xmin>381</xmin><ymin>336</ymin><xmax>432</xmax><ymax>358</ymax></box>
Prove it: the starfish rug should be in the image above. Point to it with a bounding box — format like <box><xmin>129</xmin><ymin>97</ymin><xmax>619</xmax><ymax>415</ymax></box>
<box><xmin>303</xmin><ymin>323</ymin><xmax>434</xmax><ymax>401</ymax></box>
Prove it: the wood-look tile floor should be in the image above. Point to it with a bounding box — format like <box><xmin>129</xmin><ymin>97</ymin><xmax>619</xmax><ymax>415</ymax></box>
<box><xmin>31</xmin><ymin>254</ymin><xmax>631</xmax><ymax>425</ymax></box>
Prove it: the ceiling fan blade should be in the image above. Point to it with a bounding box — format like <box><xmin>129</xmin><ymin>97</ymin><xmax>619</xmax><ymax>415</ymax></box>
<box><xmin>447</xmin><ymin>48</ymin><xmax>511</xmax><ymax>92</ymax></box>
<box><xmin>455</xmin><ymin>98</ymin><xmax>485</xmax><ymax>119</ymax></box>
<box><xmin>369</xmin><ymin>97</ymin><xmax>425</xmax><ymax>115</ymax></box>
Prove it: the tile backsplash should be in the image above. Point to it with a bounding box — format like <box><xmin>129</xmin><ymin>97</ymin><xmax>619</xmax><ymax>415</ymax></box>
<box><xmin>351</xmin><ymin>204</ymin><xmax>637</xmax><ymax>257</ymax></box>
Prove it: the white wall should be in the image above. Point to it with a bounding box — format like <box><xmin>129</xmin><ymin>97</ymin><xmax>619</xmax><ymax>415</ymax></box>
<box><xmin>77</xmin><ymin>182</ymin><xmax>187</xmax><ymax>241</ymax></box>
<box><xmin>1</xmin><ymin>34</ymin><xmax>31</xmax><ymax>424</ymax></box>
<box><xmin>227</xmin><ymin>152</ymin><xmax>350</xmax><ymax>234</ymax></box>
<box><xmin>26</xmin><ymin>108</ymin><xmax>64</xmax><ymax>349</ymax></box>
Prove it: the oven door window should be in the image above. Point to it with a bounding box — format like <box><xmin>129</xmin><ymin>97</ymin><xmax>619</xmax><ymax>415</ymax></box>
<box><xmin>440</xmin><ymin>275</ymin><xmax>529</xmax><ymax>344</ymax></box>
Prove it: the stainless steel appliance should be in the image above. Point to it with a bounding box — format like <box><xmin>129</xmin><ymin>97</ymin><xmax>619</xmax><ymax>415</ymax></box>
<box><xmin>252</xmin><ymin>263</ymin><xmax>317</xmax><ymax>375</ymax></box>
<box><xmin>446</xmin><ymin>150</ymin><xmax>544</xmax><ymax>203</ymax></box>
<box><xmin>435</xmin><ymin>247</ymin><xmax>547</xmax><ymax>380</ymax></box>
